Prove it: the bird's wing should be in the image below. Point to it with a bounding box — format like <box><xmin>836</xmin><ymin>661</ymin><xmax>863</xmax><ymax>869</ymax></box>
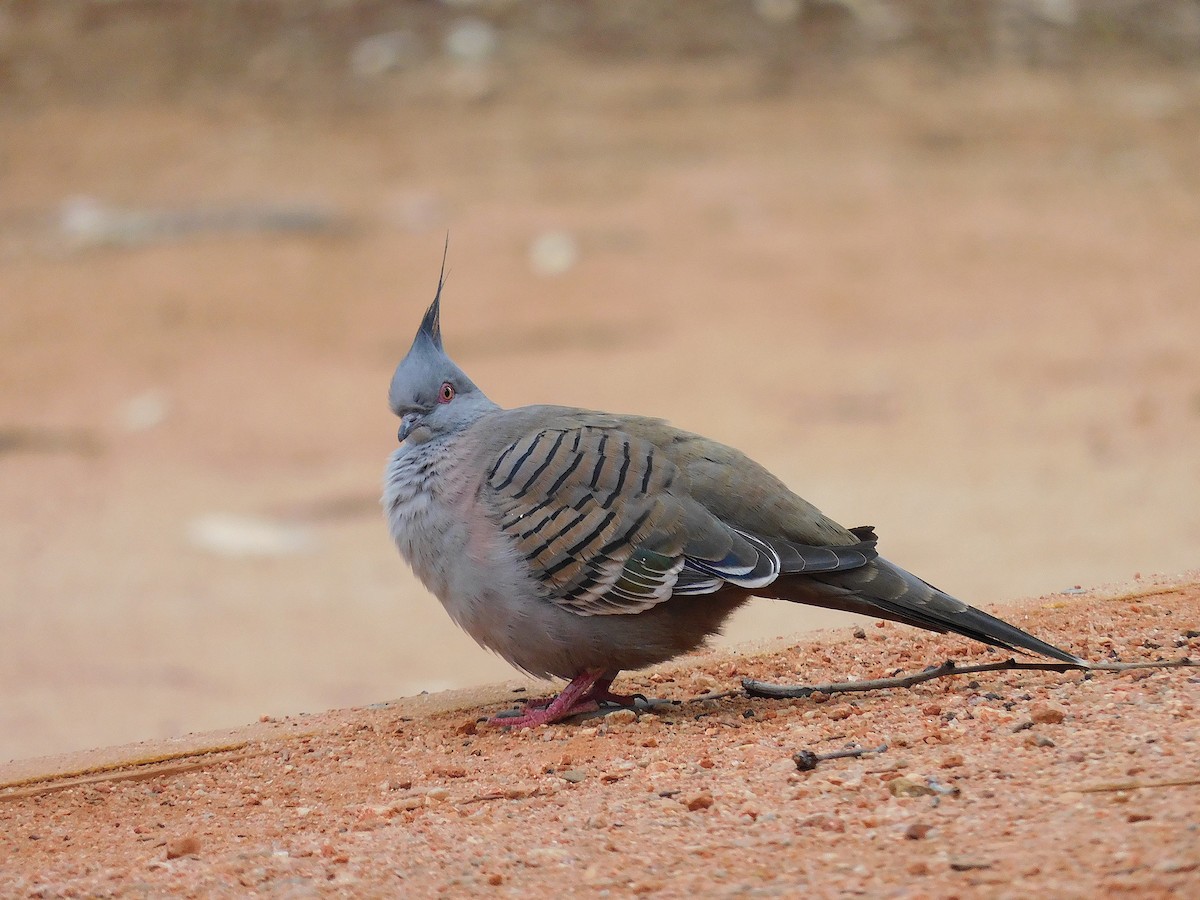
<box><xmin>614</xmin><ymin>421</ymin><xmax>1083</xmax><ymax>664</ymax></box>
<box><xmin>622</xmin><ymin>421</ymin><xmax>866</xmax><ymax>547</ymax></box>
<box><xmin>479</xmin><ymin>416</ymin><xmax>875</xmax><ymax>617</ymax></box>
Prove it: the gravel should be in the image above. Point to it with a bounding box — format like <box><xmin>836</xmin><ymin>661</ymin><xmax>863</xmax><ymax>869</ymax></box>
<box><xmin>2</xmin><ymin>579</ymin><xmax>1198</xmax><ymax>895</ymax></box>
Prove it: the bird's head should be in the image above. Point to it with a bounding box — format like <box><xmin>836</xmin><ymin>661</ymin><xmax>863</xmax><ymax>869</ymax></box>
<box><xmin>388</xmin><ymin>254</ymin><xmax>495</xmax><ymax>445</ymax></box>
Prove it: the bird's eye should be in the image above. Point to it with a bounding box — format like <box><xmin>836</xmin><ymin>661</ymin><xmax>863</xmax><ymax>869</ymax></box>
<box><xmin>438</xmin><ymin>382</ymin><xmax>455</xmax><ymax>404</ymax></box>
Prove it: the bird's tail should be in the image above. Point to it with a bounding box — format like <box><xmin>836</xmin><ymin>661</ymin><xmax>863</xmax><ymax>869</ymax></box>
<box><xmin>772</xmin><ymin>557</ymin><xmax>1086</xmax><ymax>666</ymax></box>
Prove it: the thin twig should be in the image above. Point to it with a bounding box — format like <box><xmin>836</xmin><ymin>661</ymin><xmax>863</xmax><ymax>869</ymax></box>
<box><xmin>1067</xmin><ymin>777</ymin><xmax>1200</xmax><ymax>794</ymax></box>
<box><xmin>461</xmin><ymin>788</ymin><xmax>544</xmax><ymax>804</ymax></box>
<box><xmin>793</xmin><ymin>743</ymin><xmax>888</xmax><ymax>772</ymax></box>
<box><xmin>742</xmin><ymin>656</ymin><xmax>1197</xmax><ymax>699</ymax></box>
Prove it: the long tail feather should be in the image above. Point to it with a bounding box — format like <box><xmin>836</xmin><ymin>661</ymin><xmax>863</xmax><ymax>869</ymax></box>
<box><xmin>776</xmin><ymin>557</ymin><xmax>1086</xmax><ymax>666</ymax></box>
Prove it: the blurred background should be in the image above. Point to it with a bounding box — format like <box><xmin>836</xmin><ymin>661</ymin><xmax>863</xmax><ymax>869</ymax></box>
<box><xmin>2</xmin><ymin>1</ymin><xmax>1198</xmax><ymax>762</ymax></box>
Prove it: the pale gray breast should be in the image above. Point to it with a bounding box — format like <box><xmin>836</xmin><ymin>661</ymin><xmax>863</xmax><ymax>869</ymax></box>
<box><xmin>383</xmin><ymin>437</ymin><xmax>473</xmax><ymax>599</ymax></box>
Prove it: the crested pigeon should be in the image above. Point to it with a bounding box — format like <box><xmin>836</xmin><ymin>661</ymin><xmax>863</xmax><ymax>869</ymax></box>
<box><xmin>383</xmin><ymin>266</ymin><xmax>1084</xmax><ymax>728</ymax></box>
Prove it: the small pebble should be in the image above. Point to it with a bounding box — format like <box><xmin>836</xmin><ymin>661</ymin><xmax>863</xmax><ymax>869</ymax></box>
<box><xmin>560</xmin><ymin>770</ymin><xmax>586</xmax><ymax>783</ymax></box>
<box><xmin>887</xmin><ymin>777</ymin><xmax>937</xmax><ymax>798</ymax></box>
<box><xmin>165</xmin><ymin>836</ymin><xmax>202</xmax><ymax>859</ymax></box>
<box><xmin>691</xmin><ymin>674</ymin><xmax>718</xmax><ymax>692</ymax></box>
<box><xmin>682</xmin><ymin>791</ymin><xmax>714</xmax><ymax>812</ymax></box>
<box><xmin>1030</xmin><ymin>703</ymin><xmax>1066</xmax><ymax>725</ymax></box>
<box><xmin>904</xmin><ymin>823</ymin><xmax>934</xmax><ymax>840</ymax></box>
<box><xmin>604</xmin><ymin>709</ymin><xmax>638</xmax><ymax>726</ymax></box>
<box><xmin>949</xmin><ymin>856</ymin><xmax>992</xmax><ymax>871</ymax></box>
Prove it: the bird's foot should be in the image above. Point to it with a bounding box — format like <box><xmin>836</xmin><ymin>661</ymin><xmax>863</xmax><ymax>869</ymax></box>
<box><xmin>519</xmin><ymin>688</ymin><xmax>642</xmax><ymax>712</ymax></box>
<box><xmin>489</xmin><ymin>669</ymin><xmax>636</xmax><ymax>728</ymax></box>
<box><xmin>590</xmin><ymin>687</ymin><xmax>648</xmax><ymax>708</ymax></box>
<box><xmin>487</xmin><ymin>698</ymin><xmax>601</xmax><ymax>729</ymax></box>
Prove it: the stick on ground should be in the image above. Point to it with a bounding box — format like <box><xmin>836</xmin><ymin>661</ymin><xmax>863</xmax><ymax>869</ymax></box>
<box><xmin>793</xmin><ymin>743</ymin><xmax>888</xmax><ymax>772</ymax></box>
<box><xmin>742</xmin><ymin>656</ymin><xmax>1197</xmax><ymax>699</ymax></box>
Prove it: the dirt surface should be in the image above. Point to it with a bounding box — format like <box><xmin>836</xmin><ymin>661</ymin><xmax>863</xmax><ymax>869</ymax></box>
<box><xmin>3</xmin><ymin>577</ymin><xmax>1198</xmax><ymax>896</ymax></box>
<box><xmin>3</xmin><ymin>5</ymin><xmax>1200</xmax><ymax>767</ymax></box>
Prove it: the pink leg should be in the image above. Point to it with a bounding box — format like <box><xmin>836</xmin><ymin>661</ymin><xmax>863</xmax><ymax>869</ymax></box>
<box><xmin>588</xmin><ymin>675</ymin><xmax>647</xmax><ymax>708</ymax></box>
<box><xmin>488</xmin><ymin>670</ymin><xmax>638</xmax><ymax>728</ymax></box>
<box><xmin>518</xmin><ymin>673</ymin><xmax>643</xmax><ymax>711</ymax></box>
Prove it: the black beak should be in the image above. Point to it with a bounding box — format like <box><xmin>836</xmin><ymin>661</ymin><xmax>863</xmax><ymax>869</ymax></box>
<box><xmin>398</xmin><ymin>412</ymin><xmax>422</xmax><ymax>443</ymax></box>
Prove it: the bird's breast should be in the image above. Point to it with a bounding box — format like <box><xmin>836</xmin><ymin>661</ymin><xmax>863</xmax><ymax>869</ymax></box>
<box><xmin>384</xmin><ymin>440</ymin><xmax>471</xmax><ymax>596</ymax></box>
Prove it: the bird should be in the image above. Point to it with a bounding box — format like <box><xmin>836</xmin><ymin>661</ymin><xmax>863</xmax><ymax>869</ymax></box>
<box><xmin>383</xmin><ymin>262</ymin><xmax>1085</xmax><ymax>728</ymax></box>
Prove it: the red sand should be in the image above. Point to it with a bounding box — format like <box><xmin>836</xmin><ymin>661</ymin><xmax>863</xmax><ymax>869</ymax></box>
<box><xmin>4</xmin><ymin>577</ymin><xmax>1198</xmax><ymax>897</ymax></box>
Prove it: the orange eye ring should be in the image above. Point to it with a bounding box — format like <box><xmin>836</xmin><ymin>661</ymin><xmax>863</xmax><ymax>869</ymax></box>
<box><xmin>438</xmin><ymin>382</ymin><xmax>455</xmax><ymax>404</ymax></box>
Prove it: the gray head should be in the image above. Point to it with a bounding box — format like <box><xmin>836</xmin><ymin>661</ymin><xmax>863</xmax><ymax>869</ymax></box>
<box><xmin>388</xmin><ymin>257</ymin><xmax>497</xmax><ymax>445</ymax></box>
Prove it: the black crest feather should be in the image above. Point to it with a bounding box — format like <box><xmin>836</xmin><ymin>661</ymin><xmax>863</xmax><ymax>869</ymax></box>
<box><xmin>417</xmin><ymin>236</ymin><xmax>449</xmax><ymax>349</ymax></box>
<box><xmin>415</xmin><ymin>237</ymin><xmax>448</xmax><ymax>350</ymax></box>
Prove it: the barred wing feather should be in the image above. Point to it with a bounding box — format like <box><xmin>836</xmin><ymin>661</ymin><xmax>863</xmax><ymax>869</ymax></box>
<box><xmin>483</xmin><ymin>424</ymin><xmax>877</xmax><ymax>616</ymax></box>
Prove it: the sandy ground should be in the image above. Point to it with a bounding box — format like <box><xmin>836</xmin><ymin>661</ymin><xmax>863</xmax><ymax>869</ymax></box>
<box><xmin>2</xmin><ymin>576</ymin><xmax>1198</xmax><ymax>896</ymax></box>
<box><xmin>3</xmin><ymin>9</ymin><xmax>1200</xmax><ymax>766</ymax></box>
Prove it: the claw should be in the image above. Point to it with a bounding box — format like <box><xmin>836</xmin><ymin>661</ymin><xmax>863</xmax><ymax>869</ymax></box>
<box><xmin>487</xmin><ymin>669</ymin><xmax>633</xmax><ymax>728</ymax></box>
